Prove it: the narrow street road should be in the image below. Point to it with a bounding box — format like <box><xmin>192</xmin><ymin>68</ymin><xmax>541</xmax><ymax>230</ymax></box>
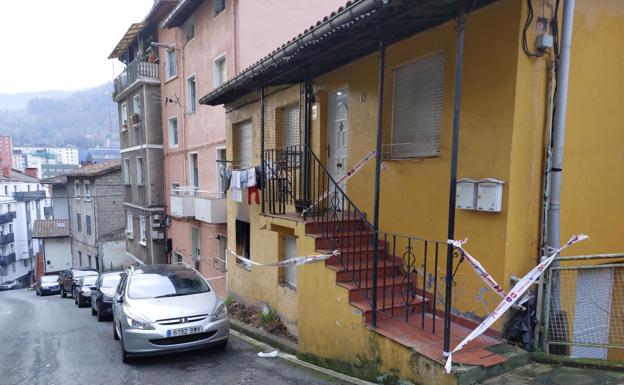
<box><xmin>0</xmin><ymin>290</ymin><xmax>344</xmax><ymax>385</ymax></box>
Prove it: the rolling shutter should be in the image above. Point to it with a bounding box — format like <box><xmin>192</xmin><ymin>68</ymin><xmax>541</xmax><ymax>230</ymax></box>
<box><xmin>235</xmin><ymin>120</ymin><xmax>253</xmax><ymax>168</ymax></box>
<box><xmin>278</xmin><ymin>104</ymin><xmax>300</xmax><ymax>148</ymax></box>
<box><xmin>391</xmin><ymin>52</ymin><xmax>445</xmax><ymax>159</ymax></box>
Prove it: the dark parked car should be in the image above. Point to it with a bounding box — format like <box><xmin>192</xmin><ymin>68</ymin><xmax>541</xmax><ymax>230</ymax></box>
<box><xmin>74</xmin><ymin>275</ymin><xmax>99</xmax><ymax>307</ymax></box>
<box><xmin>34</xmin><ymin>275</ymin><xmax>60</xmax><ymax>295</ymax></box>
<box><xmin>0</xmin><ymin>280</ymin><xmax>17</xmax><ymax>291</ymax></box>
<box><xmin>91</xmin><ymin>272</ymin><xmax>122</xmax><ymax>321</ymax></box>
<box><xmin>58</xmin><ymin>268</ymin><xmax>98</xmax><ymax>298</ymax></box>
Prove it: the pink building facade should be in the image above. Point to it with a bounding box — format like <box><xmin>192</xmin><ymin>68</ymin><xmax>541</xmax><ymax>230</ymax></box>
<box><xmin>156</xmin><ymin>0</ymin><xmax>345</xmax><ymax>298</ymax></box>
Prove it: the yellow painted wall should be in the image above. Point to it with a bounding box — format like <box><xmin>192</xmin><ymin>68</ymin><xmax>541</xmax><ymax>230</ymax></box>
<box><xmin>222</xmin><ymin>0</ymin><xmax>624</xmax><ymax>378</ymax></box>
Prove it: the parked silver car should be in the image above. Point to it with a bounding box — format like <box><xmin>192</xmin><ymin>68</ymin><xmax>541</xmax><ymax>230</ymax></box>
<box><xmin>112</xmin><ymin>264</ymin><xmax>228</xmax><ymax>363</ymax></box>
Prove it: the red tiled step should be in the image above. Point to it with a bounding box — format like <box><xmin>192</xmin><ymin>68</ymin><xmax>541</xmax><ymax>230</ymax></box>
<box><xmin>351</xmin><ymin>294</ymin><xmax>428</xmax><ymax>324</ymax></box>
<box><xmin>305</xmin><ymin>218</ymin><xmax>368</xmax><ymax>234</ymax></box>
<box><xmin>328</xmin><ymin>262</ymin><xmax>400</xmax><ymax>283</ymax></box>
<box><xmin>308</xmin><ymin>230</ymin><xmax>376</xmax><ymax>249</ymax></box>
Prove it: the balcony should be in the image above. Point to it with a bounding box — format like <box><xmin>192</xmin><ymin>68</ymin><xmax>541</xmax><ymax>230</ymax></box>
<box><xmin>0</xmin><ymin>253</ymin><xmax>16</xmax><ymax>267</ymax></box>
<box><xmin>0</xmin><ymin>233</ymin><xmax>14</xmax><ymax>246</ymax></box>
<box><xmin>169</xmin><ymin>188</ymin><xmax>227</xmax><ymax>224</ymax></box>
<box><xmin>195</xmin><ymin>191</ymin><xmax>227</xmax><ymax>224</ymax></box>
<box><xmin>0</xmin><ymin>211</ymin><xmax>16</xmax><ymax>225</ymax></box>
<box><xmin>114</xmin><ymin>59</ymin><xmax>159</xmax><ymax>98</ymax></box>
<box><xmin>170</xmin><ymin>188</ymin><xmax>196</xmax><ymax>218</ymax></box>
<box><xmin>14</xmin><ymin>190</ymin><xmax>46</xmax><ymax>201</ymax></box>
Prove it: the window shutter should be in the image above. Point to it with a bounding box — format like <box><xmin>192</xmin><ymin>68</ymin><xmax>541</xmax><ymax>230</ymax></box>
<box><xmin>278</xmin><ymin>104</ymin><xmax>300</xmax><ymax>148</ymax></box>
<box><xmin>391</xmin><ymin>52</ymin><xmax>445</xmax><ymax>158</ymax></box>
<box><xmin>236</xmin><ymin>121</ymin><xmax>253</xmax><ymax>168</ymax></box>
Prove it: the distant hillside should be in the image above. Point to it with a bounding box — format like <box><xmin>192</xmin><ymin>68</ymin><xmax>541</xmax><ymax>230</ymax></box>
<box><xmin>0</xmin><ymin>90</ymin><xmax>74</xmax><ymax>111</ymax></box>
<box><xmin>0</xmin><ymin>83</ymin><xmax>118</xmax><ymax>148</ymax></box>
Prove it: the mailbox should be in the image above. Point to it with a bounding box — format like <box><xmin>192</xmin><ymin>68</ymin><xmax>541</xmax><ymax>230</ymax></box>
<box><xmin>456</xmin><ymin>178</ymin><xmax>477</xmax><ymax>210</ymax></box>
<box><xmin>476</xmin><ymin>178</ymin><xmax>504</xmax><ymax>212</ymax></box>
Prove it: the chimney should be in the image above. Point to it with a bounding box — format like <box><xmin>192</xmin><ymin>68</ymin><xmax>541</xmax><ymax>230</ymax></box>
<box><xmin>25</xmin><ymin>168</ymin><xmax>38</xmax><ymax>178</ymax></box>
<box><xmin>2</xmin><ymin>167</ymin><xmax>9</xmax><ymax>178</ymax></box>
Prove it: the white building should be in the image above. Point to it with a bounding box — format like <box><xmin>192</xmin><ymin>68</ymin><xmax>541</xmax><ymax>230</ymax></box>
<box><xmin>14</xmin><ymin>146</ymin><xmax>80</xmax><ymax>166</ymax></box>
<box><xmin>0</xmin><ymin>169</ymin><xmax>47</xmax><ymax>285</ymax></box>
<box><xmin>32</xmin><ymin>219</ymin><xmax>72</xmax><ymax>274</ymax></box>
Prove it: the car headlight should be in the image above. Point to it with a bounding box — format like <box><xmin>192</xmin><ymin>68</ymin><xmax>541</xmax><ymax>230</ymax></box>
<box><xmin>213</xmin><ymin>302</ymin><xmax>227</xmax><ymax>321</ymax></box>
<box><xmin>126</xmin><ymin>310</ymin><xmax>155</xmax><ymax>330</ymax></box>
<box><xmin>81</xmin><ymin>287</ymin><xmax>90</xmax><ymax>294</ymax></box>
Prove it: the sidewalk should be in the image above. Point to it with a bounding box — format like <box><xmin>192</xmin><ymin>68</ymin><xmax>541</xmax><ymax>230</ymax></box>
<box><xmin>477</xmin><ymin>362</ymin><xmax>624</xmax><ymax>385</ymax></box>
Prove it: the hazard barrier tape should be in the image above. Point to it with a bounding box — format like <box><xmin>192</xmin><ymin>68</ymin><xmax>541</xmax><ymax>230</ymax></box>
<box><xmin>448</xmin><ymin>239</ymin><xmax>526</xmax><ymax>311</ymax></box>
<box><xmin>444</xmin><ymin>233</ymin><xmax>588</xmax><ymax>374</ymax></box>
<box><xmin>227</xmin><ymin>249</ymin><xmax>339</xmax><ymax>267</ymax></box>
<box><xmin>302</xmin><ymin>150</ymin><xmax>377</xmax><ymax>216</ymax></box>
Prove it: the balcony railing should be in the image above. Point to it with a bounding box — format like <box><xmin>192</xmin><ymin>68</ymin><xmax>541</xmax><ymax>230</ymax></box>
<box><xmin>114</xmin><ymin>59</ymin><xmax>159</xmax><ymax>96</ymax></box>
<box><xmin>0</xmin><ymin>233</ymin><xmax>14</xmax><ymax>245</ymax></box>
<box><xmin>14</xmin><ymin>190</ymin><xmax>46</xmax><ymax>201</ymax></box>
<box><xmin>0</xmin><ymin>211</ymin><xmax>16</xmax><ymax>225</ymax></box>
<box><xmin>0</xmin><ymin>252</ymin><xmax>16</xmax><ymax>267</ymax></box>
<box><xmin>170</xmin><ymin>187</ymin><xmax>226</xmax><ymax>223</ymax></box>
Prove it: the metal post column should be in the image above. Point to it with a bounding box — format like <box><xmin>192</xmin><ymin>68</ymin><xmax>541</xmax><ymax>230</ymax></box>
<box><xmin>303</xmin><ymin>79</ymin><xmax>312</xmax><ymax>209</ymax></box>
<box><xmin>260</xmin><ymin>87</ymin><xmax>266</xmax><ymax>214</ymax></box>
<box><xmin>444</xmin><ymin>6</ymin><xmax>466</xmax><ymax>355</ymax></box>
<box><xmin>371</xmin><ymin>40</ymin><xmax>386</xmax><ymax>328</ymax></box>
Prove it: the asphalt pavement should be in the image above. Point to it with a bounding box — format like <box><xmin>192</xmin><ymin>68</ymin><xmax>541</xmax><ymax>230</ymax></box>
<box><xmin>0</xmin><ymin>289</ymin><xmax>345</xmax><ymax>385</ymax></box>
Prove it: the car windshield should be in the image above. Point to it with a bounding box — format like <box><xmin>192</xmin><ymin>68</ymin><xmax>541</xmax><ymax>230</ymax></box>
<box><xmin>74</xmin><ymin>270</ymin><xmax>97</xmax><ymax>279</ymax></box>
<box><xmin>127</xmin><ymin>270</ymin><xmax>210</xmax><ymax>299</ymax></box>
<box><xmin>82</xmin><ymin>276</ymin><xmax>98</xmax><ymax>286</ymax></box>
<box><xmin>101</xmin><ymin>274</ymin><xmax>121</xmax><ymax>288</ymax></box>
<box><xmin>41</xmin><ymin>276</ymin><xmax>58</xmax><ymax>283</ymax></box>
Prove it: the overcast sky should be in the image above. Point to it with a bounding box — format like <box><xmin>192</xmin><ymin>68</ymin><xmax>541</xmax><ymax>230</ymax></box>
<box><xmin>0</xmin><ymin>0</ymin><xmax>154</xmax><ymax>94</ymax></box>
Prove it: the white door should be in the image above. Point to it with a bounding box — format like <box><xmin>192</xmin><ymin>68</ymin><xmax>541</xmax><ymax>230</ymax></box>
<box><xmin>327</xmin><ymin>88</ymin><xmax>349</xmax><ymax>192</ymax></box>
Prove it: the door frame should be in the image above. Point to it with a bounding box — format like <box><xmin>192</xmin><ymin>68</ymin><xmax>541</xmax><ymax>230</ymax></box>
<box><xmin>326</xmin><ymin>86</ymin><xmax>350</xmax><ymax>191</ymax></box>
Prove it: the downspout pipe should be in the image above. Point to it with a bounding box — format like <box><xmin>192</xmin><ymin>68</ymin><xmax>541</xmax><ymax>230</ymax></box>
<box><xmin>546</xmin><ymin>0</ymin><xmax>575</xmax><ymax>258</ymax></box>
<box><xmin>444</xmin><ymin>5</ymin><xmax>466</xmax><ymax>355</ymax></box>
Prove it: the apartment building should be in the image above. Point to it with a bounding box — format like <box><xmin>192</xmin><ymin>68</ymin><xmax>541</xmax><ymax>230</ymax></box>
<box><xmin>0</xmin><ymin>168</ymin><xmax>46</xmax><ymax>286</ymax></box>
<box><xmin>66</xmin><ymin>161</ymin><xmax>135</xmax><ymax>271</ymax></box>
<box><xmin>155</xmin><ymin>0</ymin><xmax>345</xmax><ymax>297</ymax></box>
<box><xmin>0</xmin><ymin>136</ymin><xmax>12</xmax><ymax>168</ymax></box>
<box><xmin>108</xmin><ymin>0</ymin><xmax>178</xmax><ymax>266</ymax></box>
<box><xmin>14</xmin><ymin>145</ymin><xmax>79</xmax><ymax>166</ymax></box>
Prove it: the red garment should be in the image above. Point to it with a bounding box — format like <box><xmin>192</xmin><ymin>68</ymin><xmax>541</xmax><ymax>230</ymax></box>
<box><xmin>248</xmin><ymin>186</ymin><xmax>260</xmax><ymax>205</ymax></box>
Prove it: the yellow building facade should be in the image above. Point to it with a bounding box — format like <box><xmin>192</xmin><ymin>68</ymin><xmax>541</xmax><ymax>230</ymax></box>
<box><xmin>203</xmin><ymin>0</ymin><xmax>624</xmax><ymax>382</ymax></box>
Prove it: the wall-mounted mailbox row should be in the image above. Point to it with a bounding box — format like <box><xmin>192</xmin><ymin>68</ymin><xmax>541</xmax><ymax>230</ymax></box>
<box><xmin>456</xmin><ymin>178</ymin><xmax>505</xmax><ymax>212</ymax></box>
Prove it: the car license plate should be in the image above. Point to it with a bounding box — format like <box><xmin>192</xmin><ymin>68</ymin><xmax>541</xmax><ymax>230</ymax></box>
<box><xmin>167</xmin><ymin>326</ymin><xmax>202</xmax><ymax>337</ymax></box>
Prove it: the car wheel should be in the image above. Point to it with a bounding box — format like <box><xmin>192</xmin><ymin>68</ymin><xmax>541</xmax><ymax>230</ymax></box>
<box><xmin>113</xmin><ymin>322</ymin><xmax>120</xmax><ymax>340</ymax></box>
<box><xmin>78</xmin><ymin>295</ymin><xmax>84</xmax><ymax>307</ymax></box>
<box><xmin>214</xmin><ymin>339</ymin><xmax>228</xmax><ymax>351</ymax></box>
<box><xmin>97</xmin><ymin>305</ymin><xmax>105</xmax><ymax>322</ymax></box>
<box><xmin>91</xmin><ymin>306</ymin><xmax>97</xmax><ymax>316</ymax></box>
<box><xmin>61</xmin><ymin>287</ymin><xmax>66</xmax><ymax>298</ymax></box>
<box><xmin>36</xmin><ymin>289</ymin><xmax>40</xmax><ymax>296</ymax></box>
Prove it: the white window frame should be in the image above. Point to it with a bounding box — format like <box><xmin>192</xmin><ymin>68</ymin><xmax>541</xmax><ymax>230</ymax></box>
<box><xmin>283</xmin><ymin>236</ymin><xmax>297</xmax><ymax>288</ymax></box>
<box><xmin>83</xmin><ymin>181</ymin><xmax>91</xmax><ymax>200</ymax></box>
<box><xmin>191</xmin><ymin>227</ymin><xmax>200</xmax><ymax>261</ymax></box>
<box><xmin>168</xmin><ymin>117</ymin><xmax>179</xmax><ymax>148</ymax></box>
<box><xmin>123</xmin><ymin>158</ymin><xmax>131</xmax><ymax>185</ymax></box>
<box><xmin>126</xmin><ymin>212</ymin><xmax>133</xmax><ymax>238</ymax></box>
<box><xmin>133</xmin><ymin>94</ymin><xmax>142</xmax><ymax>117</ymax></box>
<box><xmin>188</xmin><ymin>152</ymin><xmax>199</xmax><ymax>190</ymax></box>
<box><xmin>136</xmin><ymin>157</ymin><xmax>144</xmax><ymax>186</ymax></box>
<box><xmin>74</xmin><ymin>181</ymin><xmax>81</xmax><ymax>199</ymax></box>
<box><xmin>121</xmin><ymin>103</ymin><xmax>128</xmax><ymax>129</ymax></box>
<box><xmin>213</xmin><ymin>54</ymin><xmax>227</xmax><ymax>88</ymax></box>
<box><xmin>186</xmin><ymin>74</ymin><xmax>197</xmax><ymax>114</ymax></box>
<box><xmin>216</xmin><ymin>147</ymin><xmax>226</xmax><ymax>194</ymax></box>
<box><xmin>184</xmin><ymin>14</ymin><xmax>195</xmax><ymax>42</ymax></box>
<box><xmin>166</xmin><ymin>48</ymin><xmax>177</xmax><ymax>80</ymax></box>
<box><xmin>389</xmin><ymin>52</ymin><xmax>445</xmax><ymax>159</ymax></box>
<box><xmin>139</xmin><ymin>216</ymin><xmax>147</xmax><ymax>245</ymax></box>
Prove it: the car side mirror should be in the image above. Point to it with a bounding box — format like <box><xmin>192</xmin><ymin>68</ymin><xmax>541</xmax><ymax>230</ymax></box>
<box><xmin>115</xmin><ymin>295</ymin><xmax>124</xmax><ymax>303</ymax></box>
<box><xmin>89</xmin><ymin>286</ymin><xmax>97</xmax><ymax>290</ymax></box>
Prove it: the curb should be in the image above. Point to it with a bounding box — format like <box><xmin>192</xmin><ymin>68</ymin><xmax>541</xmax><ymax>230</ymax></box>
<box><xmin>229</xmin><ymin>318</ymin><xmax>298</xmax><ymax>355</ymax></box>
<box><xmin>531</xmin><ymin>352</ymin><xmax>624</xmax><ymax>372</ymax></box>
<box><xmin>230</xmin><ymin>329</ymin><xmax>378</xmax><ymax>385</ymax></box>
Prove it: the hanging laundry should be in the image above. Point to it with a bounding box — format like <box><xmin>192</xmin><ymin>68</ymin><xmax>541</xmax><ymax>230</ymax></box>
<box><xmin>247</xmin><ymin>168</ymin><xmax>256</xmax><ymax>187</ymax></box>
<box><xmin>222</xmin><ymin>168</ymin><xmax>232</xmax><ymax>191</ymax></box>
<box><xmin>255</xmin><ymin>166</ymin><xmax>265</xmax><ymax>190</ymax></box>
<box><xmin>239</xmin><ymin>168</ymin><xmax>248</xmax><ymax>189</ymax></box>
<box><xmin>248</xmin><ymin>186</ymin><xmax>260</xmax><ymax>205</ymax></box>
<box><xmin>230</xmin><ymin>170</ymin><xmax>243</xmax><ymax>203</ymax></box>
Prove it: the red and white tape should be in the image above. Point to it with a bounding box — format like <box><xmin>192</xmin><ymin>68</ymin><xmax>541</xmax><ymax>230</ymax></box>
<box><xmin>444</xmin><ymin>234</ymin><xmax>588</xmax><ymax>374</ymax></box>
<box><xmin>227</xmin><ymin>249</ymin><xmax>339</xmax><ymax>267</ymax></box>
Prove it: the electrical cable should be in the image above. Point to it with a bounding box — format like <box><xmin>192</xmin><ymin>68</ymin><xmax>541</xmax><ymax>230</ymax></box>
<box><xmin>522</xmin><ymin>0</ymin><xmax>545</xmax><ymax>58</ymax></box>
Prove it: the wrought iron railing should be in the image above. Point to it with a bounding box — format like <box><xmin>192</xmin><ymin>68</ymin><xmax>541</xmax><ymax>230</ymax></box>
<box><xmin>0</xmin><ymin>211</ymin><xmax>16</xmax><ymax>225</ymax></box>
<box><xmin>262</xmin><ymin>145</ymin><xmax>453</xmax><ymax>336</ymax></box>
<box><xmin>0</xmin><ymin>233</ymin><xmax>14</xmax><ymax>245</ymax></box>
<box><xmin>0</xmin><ymin>252</ymin><xmax>16</xmax><ymax>267</ymax></box>
<box><xmin>14</xmin><ymin>191</ymin><xmax>46</xmax><ymax>201</ymax></box>
<box><xmin>114</xmin><ymin>59</ymin><xmax>159</xmax><ymax>95</ymax></box>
